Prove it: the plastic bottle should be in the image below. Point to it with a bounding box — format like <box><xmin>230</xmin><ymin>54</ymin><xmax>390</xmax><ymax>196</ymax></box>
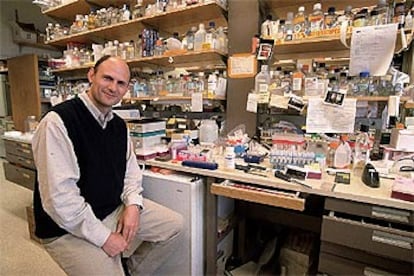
<box><xmin>255</xmin><ymin>65</ymin><xmax>271</xmax><ymax>103</ymax></box>
<box><xmin>194</xmin><ymin>23</ymin><xmax>206</xmax><ymax>51</ymax></box>
<box><xmin>224</xmin><ymin>146</ymin><xmax>236</xmax><ymax>169</ymax></box>
<box><xmin>308</xmin><ymin>3</ymin><xmax>324</xmax><ymax>34</ymax></box>
<box><xmin>199</xmin><ymin>119</ymin><xmax>218</xmax><ymax>145</ymax></box>
<box><xmin>284</xmin><ymin>12</ymin><xmax>294</xmax><ymax>41</ymax></box>
<box><xmin>354</xmin><ymin>124</ymin><xmax>371</xmax><ymax>173</ymax></box>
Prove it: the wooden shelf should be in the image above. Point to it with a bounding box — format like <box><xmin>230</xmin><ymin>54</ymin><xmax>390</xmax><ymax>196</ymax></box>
<box><xmin>273</xmin><ymin>28</ymin><xmax>412</xmax><ymax>60</ymax></box>
<box><xmin>42</xmin><ymin>0</ymin><xmax>92</xmax><ymax>21</ymax></box>
<box><xmin>52</xmin><ymin>49</ymin><xmax>227</xmax><ymax>74</ymax></box>
<box><xmin>45</xmin><ymin>2</ymin><xmax>227</xmax><ymax>47</ymax></box>
<box><xmin>125</xmin><ymin>95</ymin><xmax>226</xmax><ymax>102</ymax></box>
<box><xmin>405</xmin><ymin>102</ymin><xmax>414</xmax><ymax>109</ymax></box>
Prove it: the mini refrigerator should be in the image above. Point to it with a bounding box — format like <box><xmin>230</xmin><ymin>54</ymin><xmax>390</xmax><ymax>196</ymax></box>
<box><xmin>142</xmin><ymin>170</ymin><xmax>205</xmax><ymax>276</ymax></box>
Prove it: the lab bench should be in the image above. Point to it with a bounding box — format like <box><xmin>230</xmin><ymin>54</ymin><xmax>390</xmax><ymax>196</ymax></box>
<box><xmin>145</xmin><ymin>158</ymin><xmax>414</xmax><ymax>275</ymax></box>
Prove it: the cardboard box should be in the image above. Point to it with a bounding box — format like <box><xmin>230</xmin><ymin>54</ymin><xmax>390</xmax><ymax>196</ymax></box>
<box><xmin>10</xmin><ymin>22</ymin><xmax>37</xmax><ymax>44</ymax></box>
<box><xmin>390</xmin><ymin>128</ymin><xmax>414</xmax><ymax>151</ymax></box>
<box><xmin>26</xmin><ymin>206</ymin><xmax>41</xmax><ymax>243</ymax></box>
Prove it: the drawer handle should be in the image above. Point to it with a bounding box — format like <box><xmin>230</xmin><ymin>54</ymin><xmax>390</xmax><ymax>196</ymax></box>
<box><xmin>372</xmin><ymin>206</ymin><xmax>410</xmax><ymax>223</ymax></box>
<box><xmin>22</xmin><ymin>173</ymin><xmax>31</xmax><ymax>179</ymax></box>
<box><xmin>372</xmin><ymin>230</ymin><xmax>413</xmax><ymax>250</ymax></box>
<box><xmin>17</xmin><ymin>148</ymin><xmax>31</xmax><ymax>154</ymax></box>
<box><xmin>363</xmin><ymin>266</ymin><xmax>391</xmax><ymax>276</ymax></box>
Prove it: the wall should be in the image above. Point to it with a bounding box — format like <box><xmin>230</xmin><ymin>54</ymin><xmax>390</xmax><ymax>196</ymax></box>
<box><xmin>0</xmin><ymin>0</ymin><xmax>60</xmax><ymax>60</ymax></box>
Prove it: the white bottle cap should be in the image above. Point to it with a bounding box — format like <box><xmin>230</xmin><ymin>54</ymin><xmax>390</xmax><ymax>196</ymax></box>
<box><xmin>313</xmin><ymin>3</ymin><xmax>322</xmax><ymax>10</ymax></box>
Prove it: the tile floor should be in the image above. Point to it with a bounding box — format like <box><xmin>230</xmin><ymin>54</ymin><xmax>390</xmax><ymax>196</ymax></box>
<box><xmin>0</xmin><ymin>158</ymin><xmax>65</xmax><ymax>276</ymax></box>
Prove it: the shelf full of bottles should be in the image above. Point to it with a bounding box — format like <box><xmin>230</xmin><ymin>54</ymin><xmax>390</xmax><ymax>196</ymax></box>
<box><xmin>259</xmin><ymin>0</ymin><xmax>413</xmax><ymax>60</ymax></box>
<box><xmin>43</xmin><ymin>0</ymin><xmax>228</xmax><ymax>72</ymax></box>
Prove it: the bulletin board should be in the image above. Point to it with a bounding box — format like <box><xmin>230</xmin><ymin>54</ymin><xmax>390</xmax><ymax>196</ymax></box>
<box><xmin>227</xmin><ymin>53</ymin><xmax>257</xmax><ymax>78</ymax></box>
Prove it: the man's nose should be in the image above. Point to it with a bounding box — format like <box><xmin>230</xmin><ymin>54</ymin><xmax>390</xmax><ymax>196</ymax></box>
<box><xmin>108</xmin><ymin>80</ymin><xmax>117</xmax><ymax>91</ymax></box>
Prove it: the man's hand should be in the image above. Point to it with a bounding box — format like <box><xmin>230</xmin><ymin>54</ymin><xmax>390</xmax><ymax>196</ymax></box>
<box><xmin>117</xmin><ymin>205</ymin><xmax>140</xmax><ymax>245</ymax></box>
<box><xmin>102</xmin><ymin>233</ymin><xmax>128</xmax><ymax>257</ymax></box>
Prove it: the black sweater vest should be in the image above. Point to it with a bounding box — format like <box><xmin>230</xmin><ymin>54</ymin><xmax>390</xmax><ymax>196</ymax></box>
<box><xmin>33</xmin><ymin>97</ymin><xmax>127</xmax><ymax>239</ymax></box>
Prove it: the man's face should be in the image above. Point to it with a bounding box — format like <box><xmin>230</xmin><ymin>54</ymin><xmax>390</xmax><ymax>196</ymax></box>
<box><xmin>87</xmin><ymin>57</ymin><xmax>130</xmax><ymax>114</ymax></box>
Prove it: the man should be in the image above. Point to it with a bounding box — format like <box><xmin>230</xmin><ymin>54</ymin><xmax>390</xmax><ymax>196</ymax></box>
<box><xmin>32</xmin><ymin>55</ymin><xmax>183</xmax><ymax>275</ymax></box>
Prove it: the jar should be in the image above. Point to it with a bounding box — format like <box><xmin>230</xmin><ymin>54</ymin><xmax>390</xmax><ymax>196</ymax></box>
<box><xmin>24</xmin><ymin>115</ymin><xmax>38</xmax><ymax>134</ymax></box>
<box><xmin>199</xmin><ymin>119</ymin><xmax>218</xmax><ymax>145</ymax></box>
<box><xmin>353</xmin><ymin>13</ymin><xmax>367</xmax><ymax>27</ymax></box>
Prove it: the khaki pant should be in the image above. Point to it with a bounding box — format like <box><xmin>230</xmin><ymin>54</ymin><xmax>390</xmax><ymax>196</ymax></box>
<box><xmin>42</xmin><ymin>198</ymin><xmax>183</xmax><ymax>276</ymax></box>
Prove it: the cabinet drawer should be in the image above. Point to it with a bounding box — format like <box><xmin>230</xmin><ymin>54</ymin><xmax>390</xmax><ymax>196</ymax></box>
<box><xmin>318</xmin><ymin>251</ymin><xmax>409</xmax><ymax>276</ymax></box>
<box><xmin>6</xmin><ymin>153</ymin><xmax>36</xmax><ymax>170</ymax></box>
<box><xmin>325</xmin><ymin>198</ymin><xmax>413</xmax><ymax>226</ymax></box>
<box><xmin>321</xmin><ymin>214</ymin><xmax>414</xmax><ymax>262</ymax></box>
<box><xmin>3</xmin><ymin>162</ymin><xmax>36</xmax><ymax>191</ymax></box>
<box><xmin>4</xmin><ymin>140</ymin><xmax>33</xmax><ymax>160</ymax></box>
<box><xmin>210</xmin><ymin>181</ymin><xmax>305</xmax><ymax>211</ymax></box>
<box><xmin>319</xmin><ymin>241</ymin><xmax>413</xmax><ymax>274</ymax></box>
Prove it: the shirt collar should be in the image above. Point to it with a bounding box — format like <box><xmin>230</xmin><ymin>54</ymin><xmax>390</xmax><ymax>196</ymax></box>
<box><xmin>78</xmin><ymin>92</ymin><xmax>114</xmax><ymax>128</ymax></box>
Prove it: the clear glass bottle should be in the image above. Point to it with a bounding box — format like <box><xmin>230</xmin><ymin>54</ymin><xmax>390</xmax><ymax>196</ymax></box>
<box><xmin>353</xmin><ymin>124</ymin><xmax>371</xmax><ymax>173</ymax></box>
<box><xmin>24</xmin><ymin>115</ymin><xmax>38</xmax><ymax>134</ymax></box>
<box><xmin>293</xmin><ymin>6</ymin><xmax>306</xmax><ymax>34</ymax></box>
<box><xmin>204</xmin><ymin>21</ymin><xmax>217</xmax><ymax>50</ymax></box>
<box><xmin>308</xmin><ymin>3</ymin><xmax>324</xmax><ymax>34</ymax></box>
<box><xmin>194</xmin><ymin>23</ymin><xmax>206</xmax><ymax>51</ymax></box>
<box><xmin>284</xmin><ymin>12</ymin><xmax>294</xmax><ymax>41</ymax></box>
<box><xmin>255</xmin><ymin>65</ymin><xmax>271</xmax><ymax>103</ymax></box>
<box><xmin>337</xmin><ymin>5</ymin><xmax>354</xmax><ymax>27</ymax></box>
<box><xmin>324</xmin><ymin>7</ymin><xmax>338</xmax><ymax>29</ymax></box>
<box><xmin>356</xmin><ymin>71</ymin><xmax>370</xmax><ymax>96</ymax></box>
<box><xmin>375</xmin><ymin>0</ymin><xmax>389</xmax><ymax>25</ymax></box>
<box><xmin>261</xmin><ymin>14</ymin><xmax>273</xmax><ymax>38</ymax></box>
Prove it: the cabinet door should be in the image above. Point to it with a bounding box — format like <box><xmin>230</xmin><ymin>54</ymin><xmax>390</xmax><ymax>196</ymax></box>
<box><xmin>8</xmin><ymin>54</ymin><xmax>41</xmax><ymax>131</ymax></box>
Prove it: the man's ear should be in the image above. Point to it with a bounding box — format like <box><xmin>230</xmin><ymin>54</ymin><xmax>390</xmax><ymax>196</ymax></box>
<box><xmin>87</xmin><ymin>67</ymin><xmax>95</xmax><ymax>83</ymax></box>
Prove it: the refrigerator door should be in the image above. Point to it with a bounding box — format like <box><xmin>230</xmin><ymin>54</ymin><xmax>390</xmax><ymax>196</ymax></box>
<box><xmin>142</xmin><ymin>170</ymin><xmax>205</xmax><ymax>276</ymax></box>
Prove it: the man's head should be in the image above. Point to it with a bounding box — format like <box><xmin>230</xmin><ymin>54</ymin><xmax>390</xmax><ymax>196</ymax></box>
<box><xmin>87</xmin><ymin>55</ymin><xmax>131</xmax><ymax>114</ymax></box>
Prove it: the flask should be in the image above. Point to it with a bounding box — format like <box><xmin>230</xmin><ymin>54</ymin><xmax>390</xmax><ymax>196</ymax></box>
<box><xmin>223</xmin><ymin>146</ymin><xmax>236</xmax><ymax>169</ymax></box>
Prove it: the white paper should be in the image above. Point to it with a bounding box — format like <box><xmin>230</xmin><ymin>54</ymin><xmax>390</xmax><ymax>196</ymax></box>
<box><xmin>246</xmin><ymin>93</ymin><xmax>258</xmax><ymax>113</ymax></box>
<box><xmin>306</xmin><ymin>98</ymin><xmax>357</xmax><ymax>133</ymax></box>
<box><xmin>191</xmin><ymin>93</ymin><xmax>203</xmax><ymax>112</ymax></box>
<box><xmin>269</xmin><ymin>95</ymin><xmax>289</xmax><ymax>109</ymax></box>
<box><xmin>349</xmin><ymin>24</ymin><xmax>398</xmax><ymax>76</ymax></box>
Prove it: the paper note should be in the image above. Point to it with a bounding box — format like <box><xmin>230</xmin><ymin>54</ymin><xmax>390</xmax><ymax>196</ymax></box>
<box><xmin>246</xmin><ymin>93</ymin><xmax>258</xmax><ymax>113</ymax></box>
<box><xmin>306</xmin><ymin>98</ymin><xmax>357</xmax><ymax>133</ymax></box>
<box><xmin>191</xmin><ymin>93</ymin><xmax>203</xmax><ymax>112</ymax></box>
<box><xmin>349</xmin><ymin>24</ymin><xmax>398</xmax><ymax>76</ymax></box>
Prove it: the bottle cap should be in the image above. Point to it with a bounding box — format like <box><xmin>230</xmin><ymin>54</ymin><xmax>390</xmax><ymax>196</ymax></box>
<box><xmin>313</xmin><ymin>3</ymin><xmax>322</xmax><ymax>10</ymax></box>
